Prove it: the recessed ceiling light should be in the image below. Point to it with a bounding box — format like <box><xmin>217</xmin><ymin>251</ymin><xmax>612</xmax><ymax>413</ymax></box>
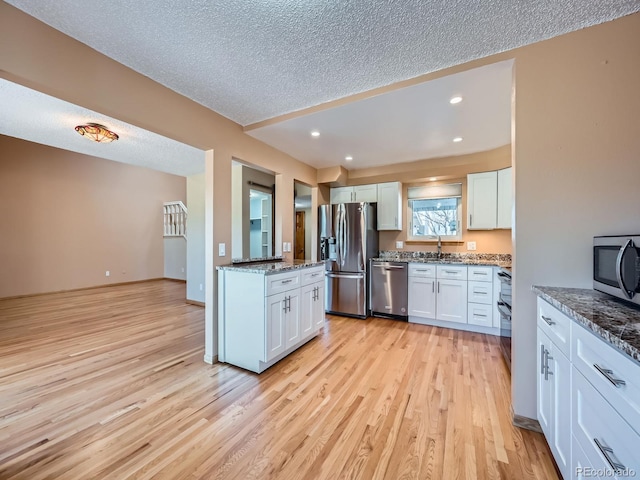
<box><xmin>429</xmin><ymin>177</ymin><xmax>437</xmax><ymax>181</ymax></box>
<box><xmin>453</xmin><ymin>137</ymin><xmax>463</xmax><ymax>143</ymax></box>
<box><xmin>310</xmin><ymin>130</ymin><xmax>320</xmax><ymax>137</ymax></box>
<box><xmin>450</xmin><ymin>96</ymin><xmax>463</xmax><ymax>104</ymax></box>
<box><xmin>345</xmin><ymin>155</ymin><xmax>353</xmax><ymax>161</ymax></box>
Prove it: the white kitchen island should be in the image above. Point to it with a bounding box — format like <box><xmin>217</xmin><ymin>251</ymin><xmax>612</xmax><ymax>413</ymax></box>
<box><xmin>217</xmin><ymin>260</ymin><xmax>325</xmax><ymax>373</ymax></box>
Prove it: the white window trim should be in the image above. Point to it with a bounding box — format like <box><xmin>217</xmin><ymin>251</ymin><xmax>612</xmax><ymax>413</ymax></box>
<box><xmin>406</xmin><ymin>183</ymin><xmax>462</xmax><ymax>242</ymax></box>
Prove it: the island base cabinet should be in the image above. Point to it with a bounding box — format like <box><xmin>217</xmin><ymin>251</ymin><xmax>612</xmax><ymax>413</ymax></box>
<box><xmin>220</xmin><ymin>266</ymin><xmax>323</xmax><ymax>374</ymax></box>
<box><xmin>301</xmin><ymin>282</ymin><xmax>325</xmax><ymax>336</ymax></box>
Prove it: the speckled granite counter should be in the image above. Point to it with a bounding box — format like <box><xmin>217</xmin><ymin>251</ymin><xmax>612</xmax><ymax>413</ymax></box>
<box><xmin>532</xmin><ymin>286</ymin><xmax>640</xmax><ymax>365</ymax></box>
<box><xmin>373</xmin><ymin>251</ymin><xmax>511</xmax><ymax>268</ymax></box>
<box><xmin>217</xmin><ymin>260</ymin><xmax>323</xmax><ymax>274</ymax></box>
<box><xmin>231</xmin><ymin>255</ymin><xmax>283</xmax><ymax>264</ymax></box>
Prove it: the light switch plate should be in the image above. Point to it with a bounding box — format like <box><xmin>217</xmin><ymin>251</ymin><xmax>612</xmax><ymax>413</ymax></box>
<box><xmin>218</xmin><ymin>243</ymin><xmax>226</xmax><ymax>256</ymax></box>
<box><xmin>467</xmin><ymin>241</ymin><xmax>477</xmax><ymax>251</ymax></box>
<box><xmin>395</xmin><ymin>241</ymin><xmax>404</xmax><ymax>249</ymax></box>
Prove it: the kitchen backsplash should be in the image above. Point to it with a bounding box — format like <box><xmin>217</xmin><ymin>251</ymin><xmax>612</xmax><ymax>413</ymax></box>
<box><xmin>378</xmin><ymin>251</ymin><xmax>512</xmax><ymax>263</ymax></box>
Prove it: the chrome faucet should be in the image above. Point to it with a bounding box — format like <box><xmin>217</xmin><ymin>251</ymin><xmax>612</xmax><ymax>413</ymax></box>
<box><xmin>437</xmin><ymin>235</ymin><xmax>442</xmax><ymax>258</ymax></box>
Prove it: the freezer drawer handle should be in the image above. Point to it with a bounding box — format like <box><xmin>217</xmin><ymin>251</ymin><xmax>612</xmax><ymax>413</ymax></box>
<box><xmin>326</xmin><ymin>273</ymin><xmax>363</xmax><ymax>279</ymax></box>
<box><xmin>594</xmin><ymin>438</ymin><xmax>626</xmax><ymax>471</ymax></box>
<box><xmin>541</xmin><ymin>315</ymin><xmax>555</xmax><ymax>326</ymax></box>
<box><xmin>594</xmin><ymin>364</ymin><xmax>626</xmax><ymax>387</ymax></box>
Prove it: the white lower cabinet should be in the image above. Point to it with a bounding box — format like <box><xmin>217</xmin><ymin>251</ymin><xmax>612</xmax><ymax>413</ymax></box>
<box><xmin>408</xmin><ymin>276</ymin><xmax>436</xmax><ymax>318</ymax></box>
<box><xmin>436</xmin><ymin>279</ymin><xmax>467</xmax><ymax>323</ymax></box>
<box><xmin>537</xmin><ymin>313</ymin><xmax>571</xmax><ymax>479</ymax></box>
<box><xmin>536</xmin><ymin>296</ymin><xmax>640</xmax><ymax>480</ymax></box>
<box><xmin>219</xmin><ymin>265</ymin><xmax>324</xmax><ymax>373</ymax></box>
<box><xmin>572</xmin><ymin>369</ymin><xmax>640</xmax><ymax>477</ymax></box>
<box><xmin>301</xmin><ymin>281</ymin><xmax>325</xmax><ymax>337</ymax></box>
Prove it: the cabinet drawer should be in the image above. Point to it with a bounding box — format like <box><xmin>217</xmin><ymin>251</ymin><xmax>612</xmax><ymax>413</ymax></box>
<box><xmin>537</xmin><ymin>298</ymin><xmax>571</xmax><ymax>359</ymax></box>
<box><xmin>572</xmin><ymin>322</ymin><xmax>640</xmax><ymax>435</ymax></box>
<box><xmin>468</xmin><ymin>266</ymin><xmax>493</xmax><ymax>282</ymax></box>
<box><xmin>572</xmin><ymin>369</ymin><xmax>640</xmax><ymax>474</ymax></box>
<box><xmin>468</xmin><ymin>281</ymin><xmax>493</xmax><ymax>305</ymax></box>
<box><xmin>436</xmin><ymin>265</ymin><xmax>467</xmax><ymax>280</ymax></box>
<box><xmin>408</xmin><ymin>263</ymin><xmax>436</xmax><ymax>278</ymax></box>
<box><xmin>265</xmin><ymin>271</ymin><xmax>300</xmax><ymax>296</ymax></box>
<box><xmin>468</xmin><ymin>303</ymin><xmax>493</xmax><ymax>327</ymax></box>
<box><xmin>300</xmin><ymin>266</ymin><xmax>324</xmax><ymax>286</ymax></box>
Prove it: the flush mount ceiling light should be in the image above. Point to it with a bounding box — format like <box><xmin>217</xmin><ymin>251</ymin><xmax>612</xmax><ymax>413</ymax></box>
<box><xmin>75</xmin><ymin>123</ymin><xmax>119</xmax><ymax>143</ymax></box>
<box><xmin>345</xmin><ymin>155</ymin><xmax>353</xmax><ymax>161</ymax></box>
<box><xmin>310</xmin><ymin>130</ymin><xmax>320</xmax><ymax>137</ymax></box>
<box><xmin>429</xmin><ymin>177</ymin><xmax>437</xmax><ymax>181</ymax></box>
<box><xmin>449</xmin><ymin>96</ymin><xmax>463</xmax><ymax>104</ymax></box>
<box><xmin>453</xmin><ymin>137</ymin><xmax>463</xmax><ymax>143</ymax></box>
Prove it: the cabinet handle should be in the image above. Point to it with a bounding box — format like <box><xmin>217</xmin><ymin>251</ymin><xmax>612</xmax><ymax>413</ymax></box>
<box><xmin>474</xmin><ymin>272</ymin><xmax>488</xmax><ymax>276</ymax></box>
<box><xmin>540</xmin><ymin>344</ymin><xmax>546</xmax><ymax>375</ymax></box>
<box><xmin>287</xmin><ymin>296</ymin><xmax>291</xmax><ymax>312</ymax></box>
<box><xmin>283</xmin><ymin>298</ymin><xmax>288</xmax><ymax>313</ymax></box>
<box><xmin>470</xmin><ymin>214</ymin><xmax>472</xmax><ymax>227</ymax></box>
<box><xmin>282</xmin><ymin>279</ymin><xmax>293</xmax><ymax>284</ymax></box>
<box><xmin>473</xmin><ymin>313</ymin><xmax>487</xmax><ymax>317</ymax></box>
<box><xmin>544</xmin><ymin>349</ymin><xmax>553</xmax><ymax>381</ymax></box>
<box><xmin>541</xmin><ymin>315</ymin><xmax>555</xmax><ymax>326</ymax></box>
<box><xmin>437</xmin><ymin>282</ymin><xmax>440</xmax><ymax>293</ymax></box>
<box><xmin>594</xmin><ymin>438</ymin><xmax>626</xmax><ymax>471</ymax></box>
<box><xmin>444</xmin><ymin>270</ymin><xmax>458</xmax><ymax>274</ymax></box>
<box><xmin>594</xmin><ymin>364</ymin><xmax>626</xmax><ymax>387</ymax></box>
<box><xmin>473</xmin><ymin>290</ymin><xmax>488</xmax><ymax>295</ymax></box>
<box><xmin>432</xmin><ymin>282</ymin><xmax>435</xmax><ymax>293</ymax></box>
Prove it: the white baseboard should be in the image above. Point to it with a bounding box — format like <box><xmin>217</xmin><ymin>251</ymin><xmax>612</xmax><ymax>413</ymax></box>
<box><xmin>408</xmin><ymin>316</ymin><xmax>501</xmax><ymax>336</ymax></box>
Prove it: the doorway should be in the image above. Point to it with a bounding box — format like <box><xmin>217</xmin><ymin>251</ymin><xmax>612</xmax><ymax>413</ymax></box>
<box><xmin>294</xmin><ymin>181</ymin><xmax>312</xmax><ymax>261</ymax></box>
<box><xmin>295</xmin><ymin>211</ymin><xmax>305</xmax><ymax>260</ymax></box>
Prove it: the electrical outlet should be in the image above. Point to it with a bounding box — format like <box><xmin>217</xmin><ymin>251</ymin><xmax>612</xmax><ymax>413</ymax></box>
<box><xmin>181</xmin><ymin>267</ymin><xmax>185</xmax><ymax>273</ymax></box>
<box><xmin>467</xmin><ymin>241</ymin><xmax>477</xmax><ymax>251</ymax></box>
<box><xmin>395</xmin><ymin>241</ymin><xmax>404</xmax><ymax>249</ymax></box>
<box><xmin>218</xmin><ymin>243</ymin><xmax>226</xmax><ymax>256</ymax></box>
<box><xmin>199</xmin><ymin>284</ymin><xmax>203</xmax><ymax>291</ymax></box>
<box><xmin>105</xmin><ymin>270</ymin><xmax>110</xmax><ymax>277</ymax></box>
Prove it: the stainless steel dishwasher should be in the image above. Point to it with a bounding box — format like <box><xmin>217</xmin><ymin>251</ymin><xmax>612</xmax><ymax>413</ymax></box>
<box><xmin>370</xmin><ymin>260</ymin><xmax>408</xmax><ymax>320</ymax></box>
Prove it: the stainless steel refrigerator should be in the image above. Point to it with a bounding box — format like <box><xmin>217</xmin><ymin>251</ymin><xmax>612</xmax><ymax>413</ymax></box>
<box><xmin>318</xmin><ymin>203</ymin><xmax>378</xmax><ymax>318</ymax></box>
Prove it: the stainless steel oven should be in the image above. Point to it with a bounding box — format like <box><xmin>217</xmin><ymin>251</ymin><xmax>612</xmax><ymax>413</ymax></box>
<box><xmin>497</xmin><ymin>268</ymin><xmax>512</xmax><ymax>369</ymax></box>
<box><xmin>594</xmin><ymin>235</ymin><xmax>640</xmax><ymax>305</ymax></box>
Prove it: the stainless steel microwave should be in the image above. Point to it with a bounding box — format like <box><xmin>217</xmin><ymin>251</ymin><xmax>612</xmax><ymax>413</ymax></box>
<box><xmin>593</xmin><ymin>235</ymin><xmax>640</xmax><ymax>305</ymax></box>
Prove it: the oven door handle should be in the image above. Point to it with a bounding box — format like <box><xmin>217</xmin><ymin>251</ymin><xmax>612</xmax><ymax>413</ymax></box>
<box><xmin>616</xmin><ymin>239</ymin><xmax>636</xmax><ymax>300</ymax></box>
<box><xmin>497</xmin><ymin>301</ymin><xmax>512</xmax><ymax>317</ymax></box>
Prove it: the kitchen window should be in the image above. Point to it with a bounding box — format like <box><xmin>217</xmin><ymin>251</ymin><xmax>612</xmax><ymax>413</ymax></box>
<box><xmin>407</xmin><ymin>183</ymin><xmax>462</xmax><ymax>241</ymax></box>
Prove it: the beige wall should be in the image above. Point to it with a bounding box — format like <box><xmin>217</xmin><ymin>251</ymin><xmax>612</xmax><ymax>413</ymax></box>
<box><xmin>343</xmin><ymin>146</ymin><xmax>513</xmax><ymax>254</ymax></box>
<box><xmin>0</xmin><ymin>135</ymin><xmax>186</xmax><ymax>298</ymax></box>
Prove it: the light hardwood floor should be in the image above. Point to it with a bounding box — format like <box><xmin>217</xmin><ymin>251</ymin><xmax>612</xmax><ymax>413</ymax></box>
<box><xmin>0</xmin><ymin>280</ymin><xmax>557</xmax><ymax>479</ymax></box>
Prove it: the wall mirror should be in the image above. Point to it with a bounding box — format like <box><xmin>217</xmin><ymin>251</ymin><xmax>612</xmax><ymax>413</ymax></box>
<box><xmin>231</xmin><ymin>160</ymin><xmax>275</xmax><ymax>260</ymax></box>
<box><xmin>294</xmin><ymin>181</ymin><xmax>312</xmax><ymax>261</ymax></box>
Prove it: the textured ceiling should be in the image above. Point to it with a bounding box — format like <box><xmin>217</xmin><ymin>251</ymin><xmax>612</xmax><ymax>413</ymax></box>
<box><xmin>0</xmin><ymin>79</ymin><xmax>205</xmax><ymax>177</ymax></box>
<box><xmin>7</xmin><ymin>0</ymin><xmax>640</xmax><ymax>126</ymax></box>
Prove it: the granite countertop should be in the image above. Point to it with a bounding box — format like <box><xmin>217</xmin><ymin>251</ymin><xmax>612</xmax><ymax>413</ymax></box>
<box><xmin>374</xmin><ymin>251</ymin><xmax>511</xmax><ymax>268</ymax></box>
<box><xmin>217</xmin><ymin>260</ymin><xmax>324</xmax><ymax>274</ymax></box>
<box><xmin>231</xmin><ymin>255</ymin><xmax>284</xmax><ymax>264</ymax></box>
<box><xmin>532</xmin><ymin>286</ymin><xmax>640</xmax><ymax>365</ymax></box>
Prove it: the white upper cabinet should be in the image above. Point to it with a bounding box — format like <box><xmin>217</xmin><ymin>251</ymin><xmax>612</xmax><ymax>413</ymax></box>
<box><xmin>467</xmin><ymin>167</ymin><xmax>512</xmax><ymax>230</ymax></box>
<box><xmin>330</xmin><ymin>187</ymin><xmax>355</xmax><ymax>204</ymax></box>
<box><xmin>467</xmin><ymin>171</ymin><xmax>498</xmax><ymax>230</ymax></box>
<box><xmin>354</xmin><ymin>184</ymin><xmax>378</xmax><ymax>202</ymax></box>
<box><xmin>497</xmin><ymin>167</ymin><xmax>512</xmax><ymax>229</ymax></box>
<box><xmin>377</xmin><ymin>181</ymin><xmax>402</xmax><ymax>231</ymax></box>
<box><xmin>330</xmin><ymin>185</ymin><xmax>378</xmax><ymax>204</ymax></box>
